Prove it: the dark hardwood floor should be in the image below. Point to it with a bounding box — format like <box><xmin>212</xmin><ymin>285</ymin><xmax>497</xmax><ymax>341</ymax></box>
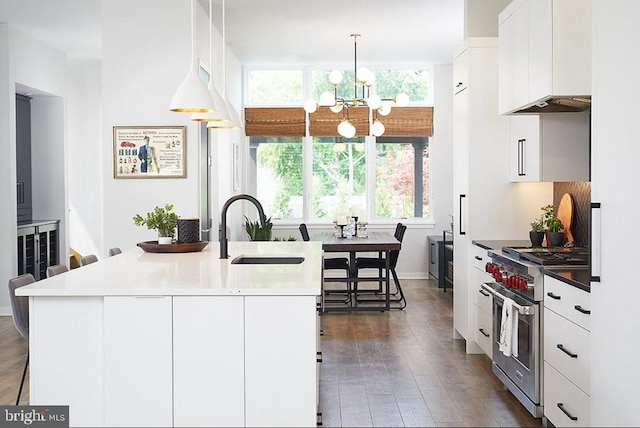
<box><xmin>319</xmin><ymin>279</ymin><xmax>542</xmax><ymax>427</ymax></box>
<box><xmin>0</xmin><ymin>278</ymin><xmax>541</xmax><ymax>427</ymax></box>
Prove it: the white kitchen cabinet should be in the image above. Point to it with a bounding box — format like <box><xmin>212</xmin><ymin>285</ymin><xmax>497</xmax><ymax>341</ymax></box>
<box><xmin>104</xmin><ymin>296</ymin><xmax>174</xmax><ymax>427</ymax></box>
<box><xmin>453</xmin><ymin>38</ymin><xmax>548</xmax><ymax>353</ymax></box>
<box><xmin>590</xmin><ymin>4</ymin><xmax>640</xmax><ymax>425</ymax></box>
<box><xmin>245</xmin><ymin>296</ymin><xmax>318</xmax><ymax>427</ymax></box>
<box><xmin>173</xmin><ymin>296</ymin><xmax>245</xmax><ymax>427</ymax></box>
<box><xmin>471</xmin><ymin>244</ymin><xmax>493</xmax><ymax>358</ymax></box>
<box><xmin>509</xmin><ymin>113</ymin><xmax>590</xmax><ymax>182</ymax></box>
<box><xmin>543</xmin><ymin>275</ymin><xmax>591</xmax><ymax>427</ymax></box>
<box><xmin>498</xmin><ymin>0</ymin><xmax>592</xmax><ymax>114</ymax></box>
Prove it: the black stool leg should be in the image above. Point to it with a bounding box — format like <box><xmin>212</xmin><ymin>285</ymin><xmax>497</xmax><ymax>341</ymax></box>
<box><xmin>16</xmin><ymin>353</ymin><xmax>28</xmax><ymax>405</ymax></box>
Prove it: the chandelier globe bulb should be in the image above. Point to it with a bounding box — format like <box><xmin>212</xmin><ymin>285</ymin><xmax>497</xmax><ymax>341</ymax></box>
<box><xmin>371</xmin><ymin>119</ymin><xmax>385</xmax><ymax>137</ymax></box>
<box><xmin>329</xmin><ymin>70</ymin><xmax>344</xmax><ymax>85</ymax></box>
<box><xmin>395</xmin><ymin>92</ymin><xmax>410</xmax><ymax>107</ymax></box>
<box><xmin>378</xmin><ymin>102</ymin><xmax>392</xmax><ymax>116</ymax></box>
<box><xmin>304</xmin><ymin>99</ymin><xmax>318</xmax><ymax>114</ymax></box>
<box><xmin>319</xmin><ymin>91</ymin><xmax>336</xmax><ymax>106</ymax></box>
<box><xmin>367</xmin><ymin>94</ymin><xmax>382</xmax><ymax>110</ymax></box>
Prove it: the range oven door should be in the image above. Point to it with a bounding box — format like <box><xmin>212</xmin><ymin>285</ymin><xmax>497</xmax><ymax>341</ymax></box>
<box><xmin>481</xmin><ymin>283</ymin><xmax>542</xmax><ymax>417</ymax></box>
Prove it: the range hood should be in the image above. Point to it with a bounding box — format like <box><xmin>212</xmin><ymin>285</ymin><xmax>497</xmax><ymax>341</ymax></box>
<box><xmin>514</xmin><ymin>96</ymin><xmax>592</xmax><ymax>114</ymax></box>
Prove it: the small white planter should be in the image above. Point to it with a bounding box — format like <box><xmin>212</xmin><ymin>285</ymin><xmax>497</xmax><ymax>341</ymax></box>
<box><xmin>158</xmin><ymin>236</ymin><xmax>173</xmax><ymax>245</ymax></box>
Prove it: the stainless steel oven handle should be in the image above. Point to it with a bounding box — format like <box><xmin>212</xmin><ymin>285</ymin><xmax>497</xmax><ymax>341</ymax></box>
<box><xmin>482</xmin><ymin>283</ymin><xmax>536</xmax><ymax>316</ymax></box>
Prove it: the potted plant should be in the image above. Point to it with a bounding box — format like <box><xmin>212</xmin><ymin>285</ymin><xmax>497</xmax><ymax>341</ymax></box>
<box><xmin>244</xmin><ymin>215</ymin><xmax>273</xmax><ymax>241</ymax></box>
<box><xmin>541</xmin><ymin>204</ymin><xmax>565</xmax><ymax>247</ymax></box>
<box><xmin>529</xmin><ymin>214</ymin><xmax>545</xmax><ymax>247</ymax></box>
<box><xmin>133</xmin><ymin>203</ymin><xmax>179</xmax><ymax>244</ymax></box>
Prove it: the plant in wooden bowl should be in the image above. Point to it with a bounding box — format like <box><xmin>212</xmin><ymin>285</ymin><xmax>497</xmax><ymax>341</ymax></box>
<box><xmin>133</xmin><ymin>203</ymin><xmax>179</xmax><ymax>244</ymax></box>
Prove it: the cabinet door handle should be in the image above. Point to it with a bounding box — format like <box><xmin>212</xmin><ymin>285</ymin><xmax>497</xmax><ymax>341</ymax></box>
<box><xmin>474</xmin><ymin>255</ymin><xmax>482</xmax><ymax>261</ymax></box>
<box><xmin>517</xmin><ymin>139</ymin><xmax>526</xmax><ymax>176</ymax></box>
<box><xmin>456</xmin><ymin>81</ymin><xmax>464</xmax><ymax>88</ymax></box>
<box><xmin>546</xmin><ymin>292</ymin><xmax>561</xmax><ymax>300</ymax></box>
<box><xmin>479</xmin><ymin>289</ymin><xmax>491</xmax><ymax>297</ymax></box>
<box><xmin>430</xmin><ymin>242</ymin><xmax>435</xmax><ymax>264</ymax></box>
<box><xmin>459</xmin><ymin>194</ymin><xmax>466</xmax><ymax>235</ymax></box>
<box><xmin>557</xmin><ymin>403</ymin><xmax>578</xmax><ymax>421</ymax></box>
<box><xmin>591</xmin><ymin>202</ymin><xmax>601</xmax><ymax>282</ymax></box>
<box><xmin>316</xmin><ymin>351</ymin><xmax>323</xmax><ymax>363</ymax></box>
<box><xmin>557</xmin><ymin>344</ymin><xmax>578</xmax><ymax>358</ymax></box>
<box><xmin>574</xmin><ymin>305</ymin><xmax>591</xmax><ymax>315</ymax></box>
<box><xmin>479</xmin><ymin>328</ymin><xmax>490</xmax><ymax>338</ymax></box>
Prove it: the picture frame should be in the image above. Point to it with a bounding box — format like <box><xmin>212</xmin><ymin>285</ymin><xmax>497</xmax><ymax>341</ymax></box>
<box><xmin>113</xmin><ymin>125</ymin><xmax>186</xmax><ymax>178</ymax></box>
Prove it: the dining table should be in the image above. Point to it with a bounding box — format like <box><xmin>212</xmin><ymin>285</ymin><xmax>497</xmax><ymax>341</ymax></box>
<box><xmin>310</xmin><ymin>231</ymin><xmax>402</xmax><ymax>312</ymax></box>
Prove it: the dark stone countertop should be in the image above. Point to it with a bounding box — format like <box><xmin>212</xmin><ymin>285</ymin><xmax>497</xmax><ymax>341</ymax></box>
<box><xmin>542</xmin><ymin>267</ymin><xmax>591</xmax><ymax>292</ymax></box>
<box><xmin>472</xmin><ymin>240</ymin><xmax>532</xmax><ymax>251</ymax></box>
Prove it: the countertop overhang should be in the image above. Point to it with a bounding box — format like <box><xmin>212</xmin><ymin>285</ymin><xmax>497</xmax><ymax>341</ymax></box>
<box><xmin>17</xmin><ymin>241</ymin><xmax>323</xmax><ymax>297</ymax></box>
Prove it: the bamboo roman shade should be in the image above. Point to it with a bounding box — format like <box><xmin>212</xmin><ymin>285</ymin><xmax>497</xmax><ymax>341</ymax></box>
<box><xmin>244</xmin><ymin>106</ymin><xmax>433</xmax><ymax>137</ymax></box>
<box><xmin>244</xmin><ymin>107</ymin><xmax>306</xmax><ymax>136</ymax></box>
<box><xmin>308</xmin><ymin>107</ymin><xmax>369</xmax><ymax>137</ymax></box>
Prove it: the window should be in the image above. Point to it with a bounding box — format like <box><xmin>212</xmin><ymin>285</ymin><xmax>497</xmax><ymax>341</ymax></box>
<box><xmin>246</xmin><ymin>67</ymin><xmax>432</xmax><ymax>222</ymax></box>
<box><xmin>311</xmin><ymin>137</ymin><xmax>366</xmax><ymax>219</ymax></box>
<box><xmin>246</xmin><ymin>70</ymin><xmax>303</xmax><ymax>105</ymax></box>
<box><xmin>252</xmin><ymin>137</ymin><xmax>303</xmax><ymax>219</ymax></box>
<box><xmin>375</xmin><ymin>138</ymin><xmax>429</xmax><ymax>218</ymax></box>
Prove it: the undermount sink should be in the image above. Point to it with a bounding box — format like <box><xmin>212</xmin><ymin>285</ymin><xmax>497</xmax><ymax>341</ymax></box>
<box><xmin>230</xmin><ymin>254</ymin><xmax>305</xmax><ymax>265</ymax></box>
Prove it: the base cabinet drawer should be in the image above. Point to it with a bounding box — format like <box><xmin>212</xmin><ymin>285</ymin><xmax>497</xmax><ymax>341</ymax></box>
<box><xmin>473</xmin><ymin>306</ymin><xmax>492</xmax><ymax>358</ymax></box>
<box><xmin>544</xmin><ymin>275</ymin><xmax>591</xmax><ymax>330</ymax></box>
<box><xmin>544</xmin><ymin>362</ymin><xmax>590</xmax><ymax>427</ymax></box>
<box><xmin>544</xmin><ymin>308</ymin><xmax>590</xmax><ymax>394</ymax></box>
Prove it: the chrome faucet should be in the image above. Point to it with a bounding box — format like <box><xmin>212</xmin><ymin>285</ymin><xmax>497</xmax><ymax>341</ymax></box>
<box><xmin>219</xmin><ymin>194</ymin><xmax>266</xmax><ymax>259</ymax></box>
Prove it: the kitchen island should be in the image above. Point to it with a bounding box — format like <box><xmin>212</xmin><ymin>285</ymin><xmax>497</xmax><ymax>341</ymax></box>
<box><xmin>17</xmin><ymin>241</ymin><xmax>323</xmax><ymax>428</ymax></box>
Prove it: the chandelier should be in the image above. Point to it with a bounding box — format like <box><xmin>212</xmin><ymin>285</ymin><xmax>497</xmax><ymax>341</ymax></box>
<box><xmin>303</xmin><ymin>33</ymin><xmax>409</xmax><ymax>138</ymax></box>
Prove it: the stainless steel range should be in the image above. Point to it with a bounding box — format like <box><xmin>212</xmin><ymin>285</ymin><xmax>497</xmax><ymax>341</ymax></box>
<box><xmin>480</xmin><ymin>246</ymin><xmax>588</xmax><ymax>418</ymax></box>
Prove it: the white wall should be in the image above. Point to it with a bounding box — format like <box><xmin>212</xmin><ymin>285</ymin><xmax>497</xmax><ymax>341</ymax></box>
<box><xmin>101</xmin><ymin>0</ymin><xmax>222</xmax><ymax>252</ymax></box>
<box><xmin>66</xmin><ymin>59</ymin><xmax>102</xmax><ymax>258</ymax></box>
<box><xmin>0</xmin><ymin>25</ymin><xmax>68</xmax><ymax>315</ymax></box>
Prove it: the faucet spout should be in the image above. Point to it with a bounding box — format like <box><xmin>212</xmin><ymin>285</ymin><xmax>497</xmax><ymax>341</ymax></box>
<box><xmin>219</xmin><ymin>194</ymin><xmax>266</xmax><ymax>259</ymax></box>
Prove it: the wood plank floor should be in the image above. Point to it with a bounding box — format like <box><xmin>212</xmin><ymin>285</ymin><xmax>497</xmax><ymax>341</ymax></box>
<box><xmin>319</xmin><ymin>278</ymin><xmax>542</xmax><ymax>427</ymax></box>
<box><xmin>0</xmin><ymin>278</ymin><xmax>541</xmax><ymax>427</ymax></box>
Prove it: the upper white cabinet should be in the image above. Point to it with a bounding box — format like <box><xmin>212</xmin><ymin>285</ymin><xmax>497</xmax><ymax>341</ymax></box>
<box><xmin>499</xmin><ymin>0</ymin><xmax>592</xmax><ymax>115</ymax></box>
<box><xmin>510</xmin><ymin>113</ymin><xmax>590</xmax><ymax>182</ymax></box>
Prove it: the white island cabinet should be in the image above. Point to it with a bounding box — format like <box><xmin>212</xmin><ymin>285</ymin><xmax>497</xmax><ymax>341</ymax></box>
<box><xmin>18</xmin><ymin>242</ymin><xmax>323</xmax><ymax>428</ymax></box>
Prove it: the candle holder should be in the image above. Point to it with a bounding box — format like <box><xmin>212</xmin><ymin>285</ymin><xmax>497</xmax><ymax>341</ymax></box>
<box><xmin>352</xmin><ymin>216</ymin><xmax>359</xmax><ymax>237</ymax></box>
<box><xmin>338</xmin><ymin>224</ymin><xmax>346</xmax><ymax>238</ymax></box>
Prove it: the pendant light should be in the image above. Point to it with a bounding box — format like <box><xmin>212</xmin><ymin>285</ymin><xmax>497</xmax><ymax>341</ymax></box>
<box><xmin>191</xmin><ymin>0</ymin><xmax>231</xmax><ymax>124</ymax></box>
<box><xmin>208</xmin><ymin>0</ymin><xmax>243</xmax><ymax>129</ymax></box>
<box><xmin>170</xmin><ymin>0</ymin><xmax>217</xmax><ymax>113</ymax></box>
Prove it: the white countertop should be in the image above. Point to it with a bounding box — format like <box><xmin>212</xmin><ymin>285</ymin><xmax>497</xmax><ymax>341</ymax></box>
<box><xmin>17</xmin><ymin>241</ymin><xmax>323</xmax><ymax>297</ymax></box>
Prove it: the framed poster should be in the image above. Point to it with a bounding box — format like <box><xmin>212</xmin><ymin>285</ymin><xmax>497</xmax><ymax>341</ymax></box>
<box><xmin>113</xmin><ymin>126</ymin><xmax>186</xmax><ymax>178</ymax></box>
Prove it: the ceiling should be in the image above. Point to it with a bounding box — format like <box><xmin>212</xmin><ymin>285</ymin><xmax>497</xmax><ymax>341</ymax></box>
<box><xmin>0</xmin><ymin>0</ymin><xmax>464</xmax><ymax>66</ymax></box>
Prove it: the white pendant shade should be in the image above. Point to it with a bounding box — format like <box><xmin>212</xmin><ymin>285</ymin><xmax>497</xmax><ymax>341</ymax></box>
<box><xmin>170</xmin><ymin>0</ymin><xmax>215</xmax><ymax>113</ymax></box>
<box><xmin>192</xmin><ymin>82</ymin><xmax>231</xmax><ymax>122</ymax></box>
<box><xmin>337</xmin><ymin>120</ymin><xmax>356</xmax><ymax>138</ymax></box>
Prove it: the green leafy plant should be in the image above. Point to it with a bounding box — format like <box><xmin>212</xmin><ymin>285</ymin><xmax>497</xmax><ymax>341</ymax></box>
<box><xmin>541</xmin><ymin>204</ymin><xmax>563</xmax><ymax>232</ymax></box>
<box><xmin>530</xmin><ymin>215</ymin><xmax>545</xmax><ymax>232</ymax></box>
<box><xmin>272</xmin><ymin>236</ymin><xmax>297</xmax><ymax>242</ymax></box>
<box><xmin>244</xmin><ymin>215</ymin><xmax>273</xmax><ymax>241</ymax></box>
<box><xmin>133</xmin><ymin>203</ymin><xmax>179</xmax><ymax>238</ymax></box>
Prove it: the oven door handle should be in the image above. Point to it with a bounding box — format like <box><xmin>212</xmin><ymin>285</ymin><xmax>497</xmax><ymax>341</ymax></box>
<box><xmin>482</xmin><ymin>283</ymin><xmax>536</xmax><ymax>316</ymax></box>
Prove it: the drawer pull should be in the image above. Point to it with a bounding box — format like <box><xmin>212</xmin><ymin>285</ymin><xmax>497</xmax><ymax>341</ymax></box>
<box><xmin>479</xmin><ymin>328</ymin><xmax>490</xmax><ymax>338</ymax></box>
<box><xmin>547</xmin><ymin>292</ymin><xmax>561</xmax><ymax>300</ymax></box>
<box><xmin>557</xmin><ymin>403</ymin><xmax>578</xmax><ymax>421</ymax></box>
<box><xmin>574</xmin><ymin>305</ymin><xmax>591</xmax><ymax>315</ymax></box>
<box><xmin>557</xmin><ymin>344</ymin><xmax>578</xmax><ymax>358</ymax></box>
<box><xmin>474</xmin><ymin>255</ymin><xmax>483</xmax><ymax>261</ymax></box>
<box><xmin>478</xmin><ymin>289</ymin><xmax>491</xmax><ymax>297</ymax></box>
